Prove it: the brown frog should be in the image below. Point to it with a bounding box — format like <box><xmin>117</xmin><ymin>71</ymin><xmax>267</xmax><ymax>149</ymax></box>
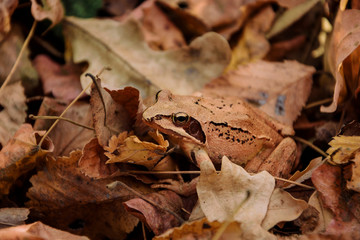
<box><xmin>142</xmin><ymin>90</ymin><xmax>297</xmax><ymax>192</ymax></box>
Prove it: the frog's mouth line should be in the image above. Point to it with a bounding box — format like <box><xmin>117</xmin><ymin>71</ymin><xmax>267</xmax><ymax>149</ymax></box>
<box><xmin>144</xmin><ymin>115</ymin><xmax>206</xmax><ymax>144</ymax></box>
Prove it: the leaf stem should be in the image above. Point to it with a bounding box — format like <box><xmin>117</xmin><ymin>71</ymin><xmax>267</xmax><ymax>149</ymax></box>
<box><xmin>0</xmin><ymin>20</ymin><xmax>37</xmax><ymax>96</ymax></box>
<box><xmin>292</xmin><ymin>136</ymin><xmax>328</xmax><ymax>157</ymax></box>
<box><xmin>29</xmin><ymin>114</ymin><xmax>94</xmax><ymax>130</ymax></box>
<box><xmin>304</xmin><ymin>98</ymin><xmax>333</xmax><ymax>109</ymax></box>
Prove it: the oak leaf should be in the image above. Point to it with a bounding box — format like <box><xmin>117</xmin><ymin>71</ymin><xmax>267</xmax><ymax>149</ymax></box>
<box><xmin>63</xmin><ymin>16</ymin><xmax>231</xmax><ymax>96</ymax></box>
<box><xmin>197</xmin><ymin>156</ymin><xmax>275</xmax><ymax>224</ymax></box>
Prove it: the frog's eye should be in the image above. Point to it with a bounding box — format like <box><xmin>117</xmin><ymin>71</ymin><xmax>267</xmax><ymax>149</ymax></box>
<box><xmin>172</xmin><ymin>112</ymin><xmax>189</xmax><ymax>126</ymax></box>
<box><xmin>155</xmin><ymin>90</ymin><xmax>162</xmax><ymax>102</ymax></box>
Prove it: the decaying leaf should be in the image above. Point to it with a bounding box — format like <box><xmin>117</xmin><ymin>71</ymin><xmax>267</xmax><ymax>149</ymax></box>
<box><xmin>90</xmin><ymin>81</ymin><xmax>132</xmax><ymax>146</ymax></box>
<box><xmin>321</xmin><ymin>9</ymin><xmax>360</xmax><ymax>113</ymax></box>
<box><xmin>261</xmin><ymin>188</ymin><xmax>308</xmax><ymax>230</ymax></box>
<box><xmin>203</xmin><ymin>60</ymin><xmax>315</xmax><ymax>125</ymax></box>
<box><xmin>0</xmin><ymin>25</ymin><xmax>39</xmax><ymax>92</ymax></box>
<box><xmin>311</xmin><ymin>163</ymin><xmax>360</xmax><ymax>234</ymax></box>
<box><xmin>0</xmin><ymin>0</ymin><xmax>18</xmax><ymax>41</ymax></box>
<box><xmin>30</xmin><ymin>0</ymin><xmax>64</xmax><ymax>28</ymax></box>
<box><xmin>0</xmin><ymin>208</ymin><xmax>29</xmax><ymax>228</ymax></box>
<box><xmin>124</xmin><ymin>0</ymin><xmax>186</xmax><ymax>50</ymax></box>
<box><xmin>346</xmin><ymin>150</ymin><xmax>360</xmax><ymax>192</ymax></box>
<box><xmin>308</xmin><ymin>191</ymin><xmax>333</xmax><ymax>233</ymax></box>
<box><xmin>226</xmin><ymin>6</ymin><xmax>274</xmax><ymax>70</ymax></box>
<box><xmin>33</xmin><ymin>97</ymin><xmax>94</xmax><ymax>157</ymax></box>
<box><xmin>0</xmin><ymin>221</ymin><xmax>89</xmax><ymax>240</ymax></box>
<box><xmin>154</xmin><ymin>218</ymin><xmax>276</xmax><ymax>240</ymax></box>
<box><xmin>327</xmin><ymin>135</ymin><xmax>360</xmax><ymax>164</ymax></box>
<box><xmin>63</xmin><ymin>16</ymin><xmax>231</xmax><ymax>96</ymax></box>
<box><xmin>27</xmin><ymin>150</ymin><xmax>151</xmax><ymax>239</ymax></box>
<box><xmin>0</xmin><ymin>124</ymin><xmax>53</xmax><ymax>195</ymax></box>
<box><xmin>123</xmin><ymin>190</ymin><xmax>191</xmax><ymax>235</ymax></box>
<box><xmin>283</xmin><ymin>157</ymin><xmax>324</xmax><ymax>189</ymax></box>
<box><xmin>105</xmin><ymin>130</ymin><xmax>169</xmax><ymax>169</ymax></box>
<box><xmin>78</xmin><ymin>138</ymin><xmax>120</xmax><ymax>179</ymax></box>
<box><xmin>0</xmin><ymin>82</ymin><xmax>27</xmax><ymax>147</ymax></box>
<box><xmin>33</xmin><ymin>54</ymin><xmax>84</xmax><ymax>102</ymax></box>
<box><xmin>197</xmin><ymin>156</ymin><xmax>275</xmax><ymax>224</ymax></box>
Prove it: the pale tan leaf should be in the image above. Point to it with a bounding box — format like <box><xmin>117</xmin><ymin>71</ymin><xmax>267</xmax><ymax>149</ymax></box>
<box><xmin>0</xmin><ymin>82</ymin><xmax>27</xmax><ymax>147</ymax></box>
<box><xmin>0</xmin><ymin>0</ymin><xmax>18</xmax><ymax>41</ymax></box>
<box><xmin>63</xmin><ymin>16</ymin><xmax>231</xmax><ymax>97</ymax></box>
<box><xmin>197</xmin><ymin>156</ymin><xmax>275</xmax><ymax>224</ymax></box>
<box><xmin>0</xmin><ymin>208</ymin><xmax>29</xmax><ymax>227</ymax></box>
<box><xmin>30</xmin><ymin>0</ymin><xmax>64</xmax><ymax>28</ymax></box>
<box><xmin>283</xmin><ymin>157</ymin><xmax>324</xmax><ymax>189</ymax></box>
<box><xmin>262</xmin><ymin>188</ymin><xmax>308</xmax><ymax>230</ymax></box>
<box><xmin>308</xmin><ymin>191</ymin><xmax>334</xmax><ymax>233</ymax></box>
<box><xmin>321</xmin><ymin>9</ymin><xmax>360</xmax><ymax>112</ymax></box>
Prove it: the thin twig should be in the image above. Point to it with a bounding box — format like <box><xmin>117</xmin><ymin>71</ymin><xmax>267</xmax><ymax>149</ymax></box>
<box><xmin>37</xmin><ymin>82</ymin><xmax>92</xmax><ymax>148</ymax></box>
<box><xmin>128</xmin><ymin>170</ymin><xmax>315</xmax><ymax>189</ymax></box>
<box><xmin>29</xmin><ymin>114</ymin><xmax>94</xmax><ymax>130</ymax></box>
<box><xmin>0</xmin><ymin>21</ymin><xmax>37</xmax><ymax>96</ymax></box>
<box><xmin>107</xmin><ymin>181</ymin><xmax>185</xmax><ymax>224</ymax></box>
<box><xmin>304</xmin><ymin>98</ymin><xmax>333</xmax><ymax>109</ymax></box>
<box><xmin>292</xmin><ymin>136</ymin><xmax>328</xmax><ymax>157</ymax></box>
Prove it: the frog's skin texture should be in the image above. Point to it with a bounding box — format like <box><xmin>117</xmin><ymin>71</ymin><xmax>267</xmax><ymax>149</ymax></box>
<box><xmin>143</xmin><ymin>90</ymin><xmax>296</xmax><ymax>177</ymax></box>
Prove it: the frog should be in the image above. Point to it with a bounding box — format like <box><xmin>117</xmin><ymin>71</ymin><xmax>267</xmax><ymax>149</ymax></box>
<box><xmin>142</xmin><ymin>90</ymin><xmax>297</xmax><ymax>194</ymax></box>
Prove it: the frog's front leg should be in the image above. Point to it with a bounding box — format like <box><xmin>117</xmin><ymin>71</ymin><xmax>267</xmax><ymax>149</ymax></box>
<box><xmin>151</xmin><ymin>147</ymin><xmax>209</xmax><ymax>196</ymax></box>
<box><xmin>246</xmin><ymin>137</ymin><xmax>296</xmax><ymax>180</ymax></box>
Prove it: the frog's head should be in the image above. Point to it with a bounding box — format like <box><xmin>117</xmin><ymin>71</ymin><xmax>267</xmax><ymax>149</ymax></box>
<box><xmin>143</xmin><ymin>90</ymin><xmax>206</xmax><ymax>144</ymax></box>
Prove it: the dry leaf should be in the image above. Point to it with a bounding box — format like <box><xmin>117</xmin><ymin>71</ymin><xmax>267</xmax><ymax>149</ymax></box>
<box><xmin>0</xmin><ymin>124</ymin><xmax>53</xmax><ymax>195</ymax></box>
<box><xmin>308</xmin><ymin>191</ymin><xmax>333</xmax><ymax>233</ymax></box>
<box><xmin>0</xmin><ymin>0</ymin><xmax>18</xmax><ymax>41</ymax></box>
<box><xmin>30</xmin><ymin>0</ymin><xmax>64</xmax><ymax>28</ymax></box>
<box><xmin>311</xmin><ymin>163</ymin><xmax>360</xmax><ymax>234</ymax></box>
<box><xmin>0</xmin><ymin>82</ymin><xmax>27</xmax><ymax>147</ymax></box>
<box><xmin>102</xmin><ymin>0</ymin><xmax>139</xmax><ymax>16</ymax></box>
<box><xmin>197</xmin><ymin>156</ymin><xmax>275</xmax><ymax>224</ymax></box>
<box><xmin>326</xmin><ymin>135</ymin><xmax>360</xmax><ymax>164</ymax></box>
<box><xmin>104</xmin><ymin>131</ymin><xmax>169</xmax><ymax>169</ymax></box>
<box><xmin>123</xmin><ymin>0</ymin><xmax>186</xmax><ymax>50</ymax></box>
<box><xmin>283</xmin><ymin>157</ymin><xmax>324</xmax><ymax>189</ymax></box>
<box><xmin>0</xmin><ymin>208</ymin><xmax>29</xmax><ymax>228</ymax></box>
<box><xmin>33</xmin><ymin>54</ymin><xmax>84</xmax><ymax>102</ymax></box>
<box><xmin>90</xmin><ymin>81</ymin><xmax>132</xmax><ymax>146</ymax></box>
<box><xmin>78</xmin><ymin>138</ymin><xmax>120</xmax><ymax>179</ymax></box>
<box><xmin>261</xmin><ymin>188</ymin><xmax>308</xmax><ymax>230</ymax></box>
<box><xmin>123</xmin><ymin>190</ymin><xmax>189</xmax><ymax>235</ymax></box>
<box><xmin>27</xmin><ymin>150</ymin><xmax>151</xmax><ymax>239</ymax></box>
<box><xmin>154</xmin><ymin>218</ymin><xmax>277</xmax><ymax>240</ymax></box>
<box><xmin>226</xmin><ymin>6</ymin><xmax>274</xmax><ymax>70</ymax></box>
<box><xmin>321</xmin><ymin>9</ymin><xmax>360</xmax><ymax>112</ymax></box>
<box><xmin>0</xmin><ymin>25</ymin><xmax>39</xmax><ymax>92</ymax></box>
<box><xmin>63</xmin><ymin>16</ymin><xmax>231</xmax><ymax>96</ymax></box>
<box><xmin>202</xmin><ymin>60</ymin><xmax>315</xmax><ymax>125</ymax></box>
<box><xmin>346</xmin><ymin>150</ymin><xmax>360</xmax><ymax>192</ymax></box>
<box><xmin>0</xmin><ymin>221</ymin><xmax>89</xmax><ymax>240</ymax></box>
<box><xmin>33</xmin><ymin>97</ymin><xmax>94</xmax><ymax>157</ymax></box>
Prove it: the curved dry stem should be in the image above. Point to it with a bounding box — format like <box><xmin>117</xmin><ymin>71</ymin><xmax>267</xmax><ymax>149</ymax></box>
<box><xmin>292</xmin><ymin>136</ymin><xmax>328</xmax><ymax>158</ymax></box>
<box><xmin>0</xmin><ymin>21</ymin><xmax>37</xmax><ymax>96</ymax></box>
<box><xmin>29</xmin><ymin>114</ymin><xmax>94</xmax><ymax>130</ymax></box>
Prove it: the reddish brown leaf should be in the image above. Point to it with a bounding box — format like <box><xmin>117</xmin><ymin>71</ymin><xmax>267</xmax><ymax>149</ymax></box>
<box><xmin>33</xmin><ymin>97</ymin><xmax>94</xmax><ymax>157</ymax></box>
<box><xmin>0</xmin><ymin>124</ymin><xmax>53</xmax><ymax>195</ymax></box>
<box><xmin>27</xmin><ymin>150</ymin><xmax>153</xmax><ymax>239</ymax></box>
<box><xmin>123</xmin><ymin>190</ymin><xmax>191</xmax><ymax>235</ymax></box>
<box><xmin>33</xmin><ymin>55</ymin><xmax>84</xmax><ymax>102</ymax></box>
<box><xmin>78</xmin><ymin>137</ymin><xmax>120</xmax><ymax>179</ymax></box>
